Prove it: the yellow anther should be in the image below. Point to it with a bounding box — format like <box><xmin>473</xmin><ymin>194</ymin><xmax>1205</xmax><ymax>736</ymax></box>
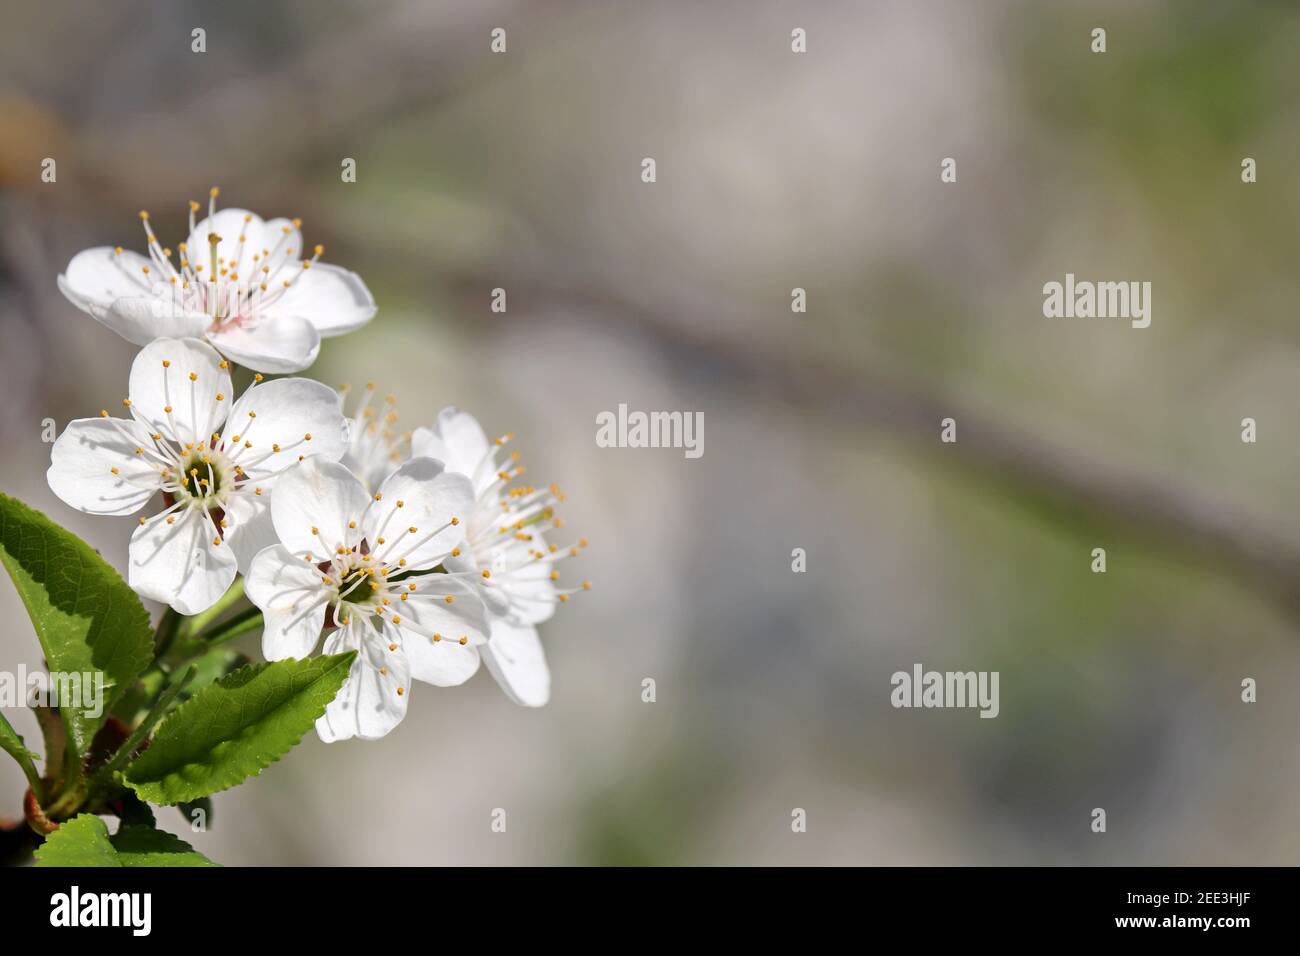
<box><xmin>138</xmin><ymin>210</ymin><xmax>150</xmax><ymax>220</ymax></box>
<box><xmin>481</xmin><ymin>569</ymin><xmax>491</xmax><ymax>579</ymax></box>
<box><xmin>215</xmin><ymin>392</ymin><xmax>224</xmax><ymax>401</ymax></box>
<box><xmin>450</xmin><ymin>516</ymin><xmax>460</xmax><ymax>526</ymax></box>
<box><xmin>110</xmin><ymin>467</ymin><xmax>119</xmax><ymax>475</ymax></box>
<box><xmin>444</xmin><ymin>595</ymin><xmax>454</xmax><ymax>604</ymax></box>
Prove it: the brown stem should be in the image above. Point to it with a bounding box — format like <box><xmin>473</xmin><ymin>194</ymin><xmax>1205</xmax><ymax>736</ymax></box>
<box><xmin>23</xmin><ymin>788</ymin><xmax>58</xmax><ymax>837</ymax></box>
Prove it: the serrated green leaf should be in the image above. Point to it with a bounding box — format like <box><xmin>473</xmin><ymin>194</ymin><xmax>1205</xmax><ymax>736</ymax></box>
<box><xmin>123</xmin><ymin>653</ymin><xmax>355</xmax><ymax>804</ymax></box>
<box><xmin>35</xmin><ymin>814</ymin><xmax>218</xmax><ymax>867</ymax></box>
<box><xmin>0</xmin><ymin>493</ymin><xmax>154</xmax><ymax>765</ymax></box>
<box><xmin>34</xmin><ymin>813</ymin><xmax>121</xmax><ymax>867</ymax></box>
<box><xmin>110</xmin><ymin>824</ymin><xmax>218</xmax><ymax>867</ymax></box>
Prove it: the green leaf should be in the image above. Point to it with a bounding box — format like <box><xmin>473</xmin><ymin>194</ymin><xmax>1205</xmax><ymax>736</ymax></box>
<box><xmin>0</xmin><ymin>710</ymin><xmax>43</xmax><ymax>795</ymax></box>
<box><xmin>173</xmin><ymin>646</ymin><xmax>248</xmax><ymax>699</ymax></box>
<box><xmin>34</xmin><ymin>814</ymin><xmax>218</xmax><ymax>867</ymax></box>
<box><xmin>0</xmin><ymin>493</ymin><xmax>154</xmax><ymax>765</ymax></box>
<box><xmin>110</xmin><ymin>824</ymin><xmax>218</xmax><ymax>867</ymax></box>
<box><xmin>34</xmin><ymin>813</ymin><xmax>120</xmax><ymax>867</ymax></box>
<box><xmin>0</xmin><ymin>709</ymin><xmax>38</xmax><ymax>763</ymax></box>
<box><xmin>123</xmin><ymin>653</ymin><xmax>355</xmax><ymax>804</ymax></box>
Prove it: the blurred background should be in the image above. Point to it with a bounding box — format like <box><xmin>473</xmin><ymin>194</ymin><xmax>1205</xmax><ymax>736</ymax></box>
<box><xmin>0</xmin><ymin>0</ymin><xmax>1297</xmax><ymax>864</ymax></box>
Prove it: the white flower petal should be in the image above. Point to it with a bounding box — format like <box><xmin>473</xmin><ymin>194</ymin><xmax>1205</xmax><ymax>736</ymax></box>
<box><xmin>482</xmin><ymin>620</ymin><xmax>550</xmax><ymax>707</ymax></box>
<box><xmin>274</xmin><ymin>263</ymin><xmax>376</xmax><ymax>336</ymax></box>
<box><xmin>47</xmin><ymin>417</ymin><xmax>162</xmax><ymax>516</ymax></box>
<box><xmin>398</xmin><ymin>575</ymin><xmax>489</xmax><ymax>646</ymax></box>
<box><xmin>365</xmin><ymin>458</ymin><xmax>473</xmax><ymax>570</ymax></box>
<box><xmin>492</xmin><ymin>541</ymin><xmax>560</xmax><ymax>626</ymax></box>
<box><xmin>186</xmin><ymin>209</ymin><xmax>275</xmax><ymax>277</ymax></box>
<box><xmin>316</xmin><ymin>619</ymin><xmax>410</xmax><ymax>742</ymax></box>
<box><xmin>94</xmin><ymin>294</ymin><xmax>211</xmax><ymax>346</ymax></box>
<box><xmin>410</xmin><ymin>406</ymin><xmax>495</xmax><ymax>494</ymax></box>
<box><xmin>128</xmin><ymin>507</ymin><xmax>237</xmax><ymax>615</ymax></box>
<box><xmin>206</xmin><ymin>315</ymin><xmax>321</xmax><ymax>374</ymax></box>
<box><xmin>442</xmin><ymin>552</ymin><xmax>512</xmax><ymax>617</ymax></box>
<box><xmin>401</xmin><ymin>626</ymin><xmax>481</xmax><ymax>688</ymax></box>
<box><xmin>224</xmin><ymin>377</ymin><xmax>347</xmax><ymax>480</ymax></box>
<box><xmin>221</xmin><ymin>491</ymin><xmax>279</xmax><ymax>573</ymax></box>
<box><xmin>58</xmin><ymin>247</ymin><xmax>152</xmax><ymax>312</ymax></box>
<box><xmin>269</xmin><ymin>458</ymin><xmax>370</xmax><ymax>559</ymax></box>
<box><xmin>260</xmin><ymin>217</ymin><xmax>304</xmax><ymax>263</ymax></box>
<box><xmin>246</xmin><ymin>544</ymin><xmax>328</xmax><ymax>660</ymax></box>
<box><xmin>127</xmin><ymin>338</ymin><xmax>231</xmax><ymax>446</ymax></box>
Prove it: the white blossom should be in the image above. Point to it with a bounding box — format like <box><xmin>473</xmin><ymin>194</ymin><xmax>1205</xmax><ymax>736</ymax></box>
<box><xmin>245</xmin><ymin>457</ymin><xmax>490</xmax><ymax>741</ymax></box>
<box><xmin>58</xmin><ymin>189</ymin><xmax>375</xmax><ymax>373</ymax></box>
<box><xmin>47</xmin><ymin>338</ymin><xmax>349</xmax><ymax>614</ymax></box>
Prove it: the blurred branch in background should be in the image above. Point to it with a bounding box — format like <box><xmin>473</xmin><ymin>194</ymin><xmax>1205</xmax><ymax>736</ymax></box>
<box><xmin>447</xmin><ymin>264</ymin><xmax>1299</xmax><ymax>617</ymax></box>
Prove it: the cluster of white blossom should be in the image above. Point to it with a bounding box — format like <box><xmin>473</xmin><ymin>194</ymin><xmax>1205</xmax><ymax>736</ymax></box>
<box><xmin>46</xmin><ymin>192</ymin><xmax>587</xmax><ymax>740</ymax></box>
